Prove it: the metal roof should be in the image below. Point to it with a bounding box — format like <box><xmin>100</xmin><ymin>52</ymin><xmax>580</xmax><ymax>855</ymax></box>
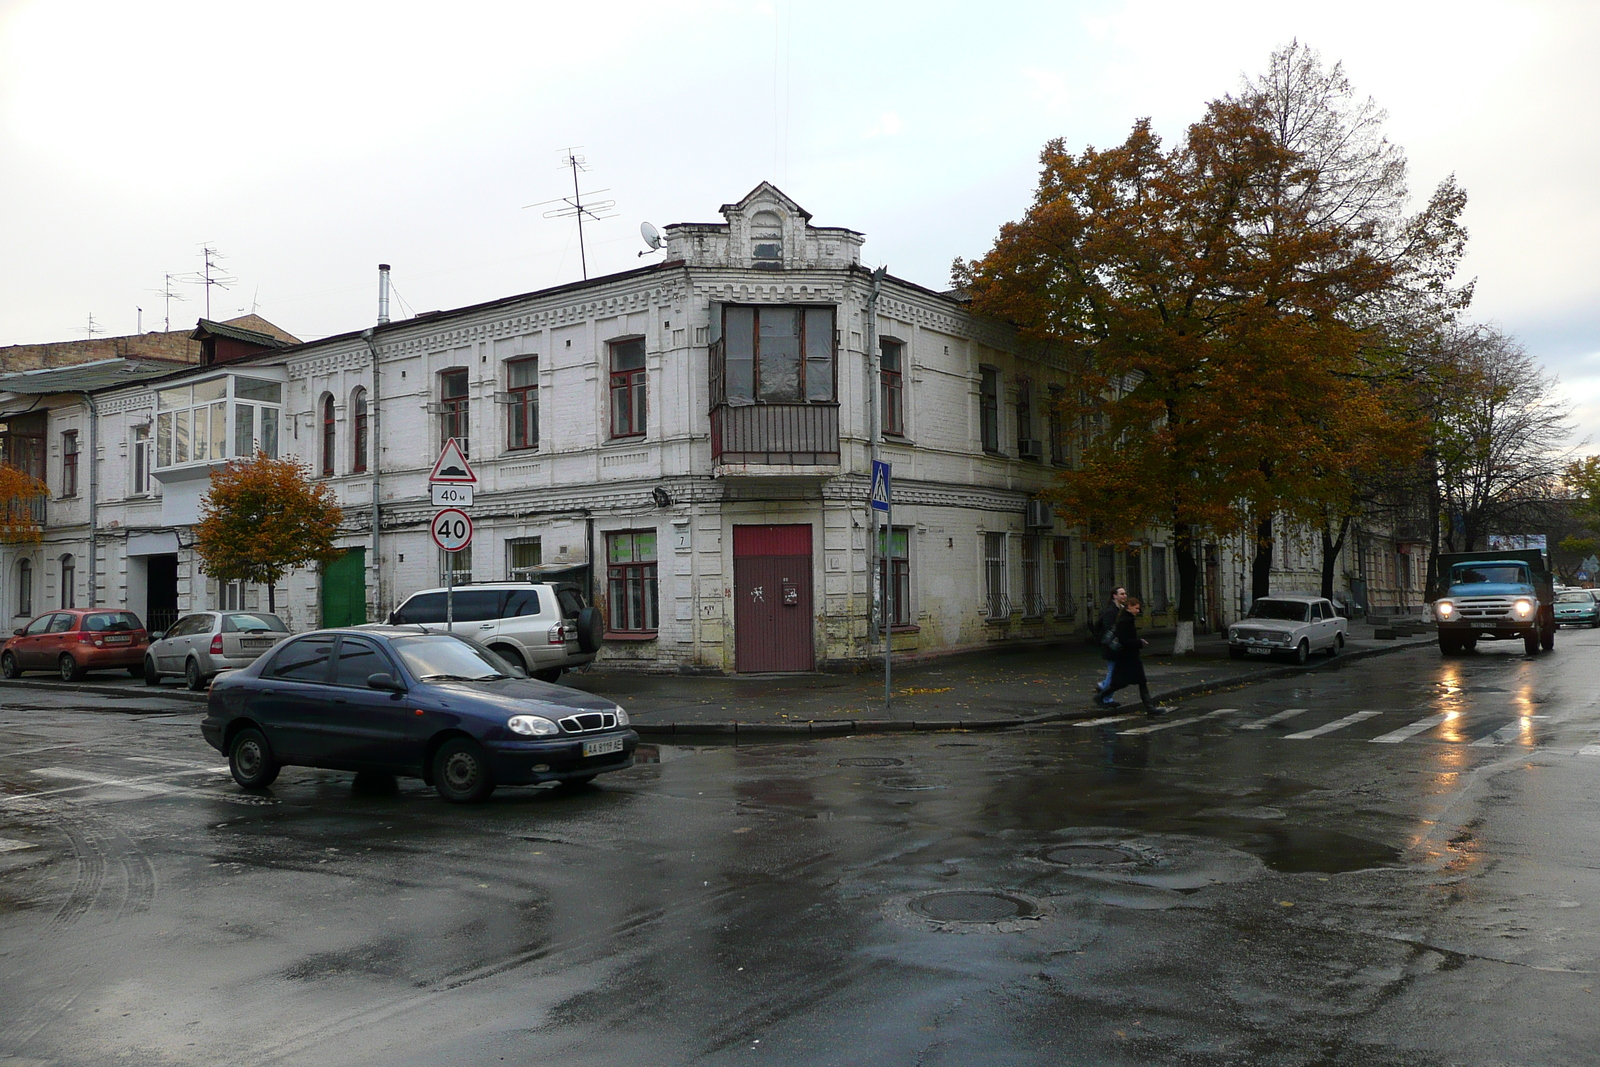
<box><xmin>0</xmin><ymin>358</ymin><xmax>191</xmax><ymax>396</ymax></box>
<box><xmin>191</xmin><ymin>319</ymin><xmax>291</xmax><ymax>348</ymax></box>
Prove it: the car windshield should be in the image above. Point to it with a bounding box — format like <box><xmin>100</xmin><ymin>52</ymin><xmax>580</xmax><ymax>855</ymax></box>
<box><xmin>1453</xmin><ymin>565</ymin><xmax>1527</xmax><ymax>585</ymax></box>
<box><xmin>390</xmin><ymin>634</ymin><xmax>510</xmax><ymax>682</ymax></box>
<box><xmin>1248</xmin><ymin>600</ymin><xmax>1310</xmax><ymax>622</ymax></box>
<box><xmin>81</xmin><ymin>612</ymin><xmax>141</xmax><ymax>632</ymax></box>
<box><xmin>1557</xmin><ymin>591</ymin><xmax>1593</xmax><ymax>603</ymax></box>
<box><xmin>221</xmin><ymin>613</ymin><xmax>288</xmax><ymax>633</ymax></box>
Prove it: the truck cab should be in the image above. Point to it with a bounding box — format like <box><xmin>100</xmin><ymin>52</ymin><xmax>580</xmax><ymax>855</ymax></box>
<box><xmin>1430</xmin><ymin>550</ymin><xmax>1555</xmax><ymax>655</ymax></box>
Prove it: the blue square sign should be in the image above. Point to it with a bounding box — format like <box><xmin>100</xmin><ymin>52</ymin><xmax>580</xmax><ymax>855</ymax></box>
<box><xmin>870</xmin><ymin>460</ymin><xmax>891</xmax><ymax>512</ymax></box>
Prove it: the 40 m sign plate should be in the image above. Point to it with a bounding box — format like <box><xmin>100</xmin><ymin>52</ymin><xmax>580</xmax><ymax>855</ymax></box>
<box><xmin>430</xmin><ymin>508</ymin><xmax>473</xmax><ymax>553</ymax></box>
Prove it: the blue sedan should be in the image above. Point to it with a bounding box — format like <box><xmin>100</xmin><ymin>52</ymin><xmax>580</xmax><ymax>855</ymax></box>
<box><xmin>200</xmin><ymin>627</ymin><xmax>637</xmax><ymax>803</ymax></box>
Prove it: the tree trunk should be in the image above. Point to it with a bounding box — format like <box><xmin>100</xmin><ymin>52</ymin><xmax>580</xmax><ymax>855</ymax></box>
<box><xmin>1426</xmin><ymin>448</ymin><xmax>1442</xmax><ymax>599</ymax></box>
<box><xmin>1173</xmin><ymin>522</ymin><xmax>1198</xmax><ymax>655</ymax></box>
<box><xmin>1251</xmin><ymin>513</ymin><xmax>1274</xmax><ymax>602</ymax></box>
<box><xmin>1320</xmin><ymin>515</ymin><xmax>1351</xmax><ymax>602</ymax></box>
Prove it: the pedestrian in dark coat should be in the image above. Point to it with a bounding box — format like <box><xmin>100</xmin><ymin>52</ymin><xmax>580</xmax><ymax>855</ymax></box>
<box><xmin>1100</xmin><ymin>596</ymin><xmax>1167</xmax><ymax>716</ymax></box>
<box><xmin>1094</xmin><ymin>586</ymin><xmax>1127</xmax><ymax>700</ymax></box>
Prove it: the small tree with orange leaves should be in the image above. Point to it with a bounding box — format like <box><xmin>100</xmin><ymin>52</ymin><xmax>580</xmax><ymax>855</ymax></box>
<box><xmin>0</xmin><ymin>463</ymin><xmax>47</xmax><ymax>546</ymax></box>
<box><xmin>194</xmin><ymin>453</ymin><xmax>344</xmax><ymax>613</ymax></box>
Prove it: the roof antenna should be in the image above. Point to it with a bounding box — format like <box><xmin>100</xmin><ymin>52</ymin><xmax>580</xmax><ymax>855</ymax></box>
<box><xmin>147</xmin><ymin>273</ymin><xmax>187</xmax><ymax>332</ymax></box>
<box><xmin>525</xmin><ymin>148</ymin><xmax>617</xmax><ymax>280</ymax></box>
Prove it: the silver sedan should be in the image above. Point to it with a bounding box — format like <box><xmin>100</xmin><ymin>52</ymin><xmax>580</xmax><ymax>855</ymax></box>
<box><xmin>145</xmin><ymin>611</ymin><xmax>292</xmax><ymax>690</ymax></box>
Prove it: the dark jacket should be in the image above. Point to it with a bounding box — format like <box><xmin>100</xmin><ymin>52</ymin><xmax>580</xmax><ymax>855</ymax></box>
<box><xmin>1097</xmin><ymin>602</ymin><xmax>1122</xmax><ymax>660</ymax></box>
<box><xmin>1107</xmin><ymin>610</ymin><xmax>1147</xmax><ymax>689</ymax></box>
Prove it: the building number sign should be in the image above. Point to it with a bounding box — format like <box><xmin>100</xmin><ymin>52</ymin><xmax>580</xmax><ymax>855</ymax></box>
<box><xmin>430</xmin><ymin>508</ymin><xmax>473</xmax><ymax>553</ymax></box>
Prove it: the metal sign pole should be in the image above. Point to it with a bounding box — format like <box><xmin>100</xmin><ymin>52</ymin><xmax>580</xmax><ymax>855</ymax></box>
<box><xmin>884</xmin><ymin>493</ymin><xmax>893</xmax><ymax>710</ymax></box>
<box><xmin>446</xmin><ymin>550</ymin><xmax>454</xmax><ymax>630</ymax></box>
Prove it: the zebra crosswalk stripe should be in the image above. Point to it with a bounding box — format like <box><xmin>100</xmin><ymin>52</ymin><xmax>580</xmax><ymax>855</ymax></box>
<box><xmin>1239</xmin><ymin>708</ymin><xmax>1311</xmax><ymax>730</ymax></box>
<box><xmin>1371</xmin><ymin>713</ymin><xmax>1450</xmax><ymax>744</ymax></box>
<box><xmin>1120</xmin><ymin>708</ymin><xmax>1237</xmax><ymax>736</ymax></box>
<box><xmin>1469</xmin><ymin>722</ymin><xmax>1526</xmax><ymax>748</ymax></box>
<box><xmin>1283</xmin><ymin>710</ymin><xmax>1381</xmax><ymax>740</ymax></box>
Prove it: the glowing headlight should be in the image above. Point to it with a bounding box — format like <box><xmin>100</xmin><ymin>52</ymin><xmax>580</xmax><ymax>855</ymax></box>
<box><xmin>507</xmin><ymin>714</ymin><xmax>559</xmax><ymax>737</ymax></box>
<box><xmin>613</xmin><ymin>706</ymin><xmax>630</xmax><ymax>726</ymax></box>
<box><xmin>1436</xmin><ymin>601</ymin><xmax>1455</xmax><ymax>619</ymax></box>
<box><xmin>1514</xmin><ymin>599</ymin><xmax>1534</xmax><ymax>618</ymax></box>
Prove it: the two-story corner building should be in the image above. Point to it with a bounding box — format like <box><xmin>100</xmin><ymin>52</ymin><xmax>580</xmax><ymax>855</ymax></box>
<box><xmin>9</xmin><ymin>185</ymin><xmax>1187</xmax><ymax>671</ymax></box>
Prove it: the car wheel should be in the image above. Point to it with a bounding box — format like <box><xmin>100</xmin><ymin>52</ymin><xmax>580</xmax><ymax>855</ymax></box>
<box><xmin>532</xmin><ymin>667</ymin><xmax>562</xmax><ymax>683</ymax></box>
<box><xmin>1541</xmin><ymin>619</ymin><xmax>1556</xmax><ymax>651</ymax></box>
<box><xmin>143</xmin><ymin>657</ymin><xmax>160</xmax><ymax>685</ymax></box>
<box><xmin>1438</xmin><ymin>635</ymin><xmax>1458</xmax><ymax>656</ymax></box>
<box><xmin>1</xmin><ymin>652</ymin><xmax>20</xmax><ymax>679</ymax></box>
<box><xmin>1463</xmin><ymin>637</ymin><xmax>1478</xmax><ymax>653</ymax></box>
<box><xmin>229</xmin><ymin>727</ymin><xmax>280</xmax><ymax>790</ymax></box>
<box><xmin>433</xmin><ymin>738</ymin><xmax>496</xmax><ymax>803</ymax></box>
<box><xmin>1293</xmin><ymin>639</ymin><xmax>1309</xmax><ymax>666</ymax></box>
<box><xmin>1227</xmin><ymin>646</ymin><xmax>1245</xmax><ymax>660</ymax></box>
<box><xmin>59</xmin><ymin>653</ymin><xmax>85</xmax><ymax>682</ymax></box>
<box><xmin>1591</xmin><ymin>614</ymin><xmax>1598</xmax><ymax>629</ymax></box>
<box><xmin>1524</xmin><ymin>631</ymin><xmax>1540</xmax><ymax>655</ymax></box>
<box><xmin>1327</xmin><ymin>632</ymin><xmax>1344</xmax><ymax>657</ymax></box>
<box><xmin>184</xmin><ymin>658</ymin><xmax>206</xmax><ymax>691</ymax></box>
<box><xmin>493</xmin><ymin>645</ymin><xmax>529</xmax><ymax>678</ymax></box>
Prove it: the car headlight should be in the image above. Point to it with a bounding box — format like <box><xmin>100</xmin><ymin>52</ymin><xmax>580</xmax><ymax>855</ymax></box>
<box><xmin>1514</xmin><ymin>599</ymin><xmax>1534</xmax><ymax>618</ymax></box>
<box><xmin>507</xmin><ymin>714</ymin><xmax>559</xmax><ymax>737</ymax></box>
<box><xmin>1436</xmin><ymin>600</ymin><xmax>1454</xmax><ymax>619</ymax></box>
<box><xmin>613</xmin><ymin>706</ymin><xmax>629</xmax><ymax>726</ymax></box>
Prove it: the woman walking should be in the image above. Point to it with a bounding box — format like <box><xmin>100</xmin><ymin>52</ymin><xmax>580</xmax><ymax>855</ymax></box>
<box><xmin>1098</xmin><ymin>596</ymin><xmax>1168</xmax><ymax>716</ymax></box>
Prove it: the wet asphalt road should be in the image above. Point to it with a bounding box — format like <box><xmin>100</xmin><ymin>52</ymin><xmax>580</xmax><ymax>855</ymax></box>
<box><xmin>3</xmin><ymin>632</ymin><xmax>1600</xmax><ymax>1066</ymax></box>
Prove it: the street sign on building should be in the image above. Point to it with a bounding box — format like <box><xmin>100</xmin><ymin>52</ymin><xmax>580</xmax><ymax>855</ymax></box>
<box><xmin>429</xmin><ymin>439</ymin><xmax>477</xmax><ymax>484</ymax></box>
<box><xmin>430</xmin><ymin>508</ymin><xmax>473</xmax><ymax>553</ymax></box>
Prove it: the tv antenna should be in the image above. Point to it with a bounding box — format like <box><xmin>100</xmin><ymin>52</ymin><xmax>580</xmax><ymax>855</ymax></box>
<box><xmin>638</xmin><ymin>221</ymin><xmax>664</xmax><ymax>258</ymax></box>
<box><xmin>525</xmin><ymin>148</ymin><xmax>617</xmax><ymax>280</ymax></box>
<box><xmin>80</xmin><ymin>313</ymin><xmax>106</xmax><ymax>339</ymax></box>
<box><xmin>148</xmin><ymin>273</ymin><xmax>188</xmax><ymax>332</ymax></box>
<box><xmin>180</xmin><ymin>245</ymin><xmax>236</xmax><ymax>320</ymax></box>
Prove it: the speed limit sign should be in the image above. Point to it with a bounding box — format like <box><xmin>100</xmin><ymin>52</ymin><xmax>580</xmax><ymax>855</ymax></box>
<box><xmin>430</xmin><ymin>508</ymin><xmax>473</xmax><ymax>552</ymax></box>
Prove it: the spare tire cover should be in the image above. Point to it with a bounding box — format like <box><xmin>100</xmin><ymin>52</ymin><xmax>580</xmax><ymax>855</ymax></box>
<box><xmin>576</xmin><ymin>605</ymin><xmax>604</xmax><ymax>653</ymax></box>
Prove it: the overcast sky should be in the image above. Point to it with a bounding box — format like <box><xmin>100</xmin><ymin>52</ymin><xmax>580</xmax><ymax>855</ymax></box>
<box><xmin>2</xmin><ymin>0</ymin><xmax>1595</xmax><ymax>442</ymax></box>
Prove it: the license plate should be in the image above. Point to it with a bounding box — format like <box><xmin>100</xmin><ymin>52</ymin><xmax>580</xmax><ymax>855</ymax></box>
<box><xmin>1247</xmin><ymin>647</ymin><xmax>1272</xmax><ymax>656</ymax></box>
<box><xmin>1470</xmin><ymin>622</ymin><xmax>1499</xmax><ymax>629</ymax></box>
<box><xmin>241</xmin><ymin>640</ymin><xmax>273</xmax><ymax>649</ymax></box>
<box><xmin>582</xmin><ymin>737</ymin><xmax>624</xmax><ymax>758</ymax></box>
<box><xmin>105</xmin><ymin>635</ymin><xmax>131</xmax><ymax>644</ymax></box>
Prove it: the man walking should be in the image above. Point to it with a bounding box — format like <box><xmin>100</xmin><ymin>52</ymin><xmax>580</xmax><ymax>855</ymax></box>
<box><xmin>1094</xmin><ymin>586</ymin><xmax>1127</xmax><ymax>701</ymax></box>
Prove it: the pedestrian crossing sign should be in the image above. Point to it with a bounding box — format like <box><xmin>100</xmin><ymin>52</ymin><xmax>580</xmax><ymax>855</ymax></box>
<box><xmin>870</xmin><ymin>460</ymin><xmax>891</xmax><ymax>512</ymax></box>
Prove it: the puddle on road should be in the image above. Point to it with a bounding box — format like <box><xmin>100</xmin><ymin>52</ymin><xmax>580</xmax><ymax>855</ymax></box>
<box><xmin>1230</xmin><ymin>824</ymin><xmax>1402</xmax><ymax>874</ymax></box>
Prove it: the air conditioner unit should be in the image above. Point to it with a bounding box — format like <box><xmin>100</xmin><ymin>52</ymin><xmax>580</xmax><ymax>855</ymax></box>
<box><xmin>1025</xmin><ymin>499</ymin><xmax>1054</xmax><ymax>529</ymax></box>
<box><xmin>1018</xmin><ymin>439</ymin><xmax>1044</xmax><ymax>460</ymax></box>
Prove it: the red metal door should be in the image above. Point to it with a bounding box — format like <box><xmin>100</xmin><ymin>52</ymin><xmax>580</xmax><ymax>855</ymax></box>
<box><xmin>733</xmin><ymin>525</ymin><xmax>814</xmax><ymax>673</ymax></box>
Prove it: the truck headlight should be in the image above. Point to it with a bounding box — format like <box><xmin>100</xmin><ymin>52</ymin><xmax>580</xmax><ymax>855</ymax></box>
<box><xmin>508</xmin><ymin>714</ymin><xmax>559</xmax><ymax>737</ymax></box>
<box><xmin>1514</xmin><ymin>599</ymin><xmax>1534</xmax><ymax>618</ymax></box>
<box><xmin>1436</xmin><ymin>600</ymin><xmax>1454</xmax><ymax>619</ymax></box>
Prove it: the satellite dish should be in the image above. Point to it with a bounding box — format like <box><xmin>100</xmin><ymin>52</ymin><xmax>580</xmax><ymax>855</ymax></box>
<box><xmin>640</xmin><ymin>221</ymin><xmax>662</xmax><ymax>250</ymax></box>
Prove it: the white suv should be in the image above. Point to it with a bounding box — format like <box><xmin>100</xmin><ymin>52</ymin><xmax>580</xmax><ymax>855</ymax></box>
<box><xmin>385</xmin><ymin>583</ymin><xmax>602</xmax><ymax>682</ymax></box>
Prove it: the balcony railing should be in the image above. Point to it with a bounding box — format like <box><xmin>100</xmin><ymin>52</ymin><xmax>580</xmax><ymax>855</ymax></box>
<box><xmin>711</xmin><ymin>402</ymin><xmax>839</xmax><ymax>466</ymax></box>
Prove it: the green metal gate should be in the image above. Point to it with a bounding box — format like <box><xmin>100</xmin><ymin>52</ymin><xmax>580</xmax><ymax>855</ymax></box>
<box><xmin>321</xmin><ymin>548</ymin><xmax>367</xmax><ymax>628</ymax></box>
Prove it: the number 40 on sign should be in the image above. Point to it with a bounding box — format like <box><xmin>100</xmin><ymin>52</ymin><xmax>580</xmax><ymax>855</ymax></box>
<box><xmin>430</xmin><ymin>508</ymin><xmax>473</xmax><ymax>552</ymax></box>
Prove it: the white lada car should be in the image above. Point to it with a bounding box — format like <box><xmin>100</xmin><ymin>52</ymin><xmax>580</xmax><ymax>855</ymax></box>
<box><xmin>1227</xmin><ymin>595</ymin><xmax>1348</xmax><ymax>665</ymax></box>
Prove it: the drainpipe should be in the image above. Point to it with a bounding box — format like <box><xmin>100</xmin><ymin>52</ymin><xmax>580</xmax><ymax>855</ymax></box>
<box><xmin>361</xmin><ymin>325</ymin><xmax>383</xmax><ymax>620</ymax></box>
<box><xmin>78</xmin><ymin>392</ymin><xmax>100</xmax><ymax>608</ymax></box>
<box><xmin>864</xmin><ymin>265</ymin><xmax>887</xmax><ymax>658</ymax></box>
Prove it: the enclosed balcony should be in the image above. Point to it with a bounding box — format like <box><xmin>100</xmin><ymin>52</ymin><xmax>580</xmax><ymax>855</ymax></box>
<box><xmin>709</xmin><ymin>304</ymin><xmax>840</xmax><ymax>471</ymax></box>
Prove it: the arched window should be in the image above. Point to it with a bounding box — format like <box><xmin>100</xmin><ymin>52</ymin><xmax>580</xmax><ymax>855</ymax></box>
<box><xmin>321</xmin><ymin>394</ymin><xmax>336</xmax><ymax>477</ymax></box>
<box><xmin>351</xmin><ymin>387</ymin><xmax>368</xmax><ymax>473</ymax></box>
<box><xmin>59</xmin><ymin>554</ymin><xmax>75</xmax><ymax>609</ymax></box>
<box><xmin>17</xmin><ymin>558</ymin><xmax>32</xmax><ymax>616</ymax></box>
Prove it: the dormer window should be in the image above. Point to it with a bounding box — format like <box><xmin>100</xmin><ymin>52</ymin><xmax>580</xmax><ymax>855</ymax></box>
<box><xmin>750</xmin><ymin>210</ymin><xmax>783</xmax><ymax>269</ymax></box>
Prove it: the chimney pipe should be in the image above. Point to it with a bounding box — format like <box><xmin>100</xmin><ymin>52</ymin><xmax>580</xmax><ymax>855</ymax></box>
<box><xmin>377</xmin><ymin>263</ymin><xmax>391</xmax><ymax>324</ymax></box>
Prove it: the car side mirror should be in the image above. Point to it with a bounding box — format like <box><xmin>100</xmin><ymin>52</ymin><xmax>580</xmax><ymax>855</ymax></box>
<box><xmin>11</xmin><ymin>628</ymin><xmax>22</xmax><ymax>636</ymax></box>
<box><xmin>386</xmin><ymin>611</ymin><xmax>398</xmax><ymax>625</ymax></box>
<box><xmin>150</xmin><ymin>631</ymin><xmax>164</xmax><ymax>641</ymax></box>
<box><xmin>367</xmin><ymin>672</ymin><xmax>406</xmax><ymax>692</ymax></box>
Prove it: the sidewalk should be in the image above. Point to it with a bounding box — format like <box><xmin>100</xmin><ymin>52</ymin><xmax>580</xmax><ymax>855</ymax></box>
<box><xmin>0</xmin><ymin>623</ymin><xmax>1438</xmax><ymax>735</ymax></box>
<box><xmin>562</xmin><ymin>622</ymin><xmax>1437</xmax><ymax>737</ymax></box>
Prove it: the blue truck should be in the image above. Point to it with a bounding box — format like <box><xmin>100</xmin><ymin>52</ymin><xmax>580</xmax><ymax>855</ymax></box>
<box><xmin>1429</xmin><ymin>549</ymin><xmax>1556</xmax><ymax>656</ymax></box>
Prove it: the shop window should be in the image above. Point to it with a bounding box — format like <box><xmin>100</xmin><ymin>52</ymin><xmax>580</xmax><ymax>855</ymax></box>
<box><xmin>606</xmin><ymin>530</ymin><xmax>658</xmax><ymax>632</ymax></box>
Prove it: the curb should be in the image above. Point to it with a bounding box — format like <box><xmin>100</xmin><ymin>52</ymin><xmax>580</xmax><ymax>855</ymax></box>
<box><xmin>634</xmin><ymin>635</ymin><xmax>1437</xmax><ymax>738</ymax></box>
<box><xmin>0</xmin><ymin>678</ymin><xmax>209</xmax><ymax>704</ymax></box>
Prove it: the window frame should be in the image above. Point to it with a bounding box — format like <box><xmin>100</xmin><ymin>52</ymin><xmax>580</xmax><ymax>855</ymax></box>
<box><xmin>59</xmin><ymin>553</ymin><xmax>75</xmax><ymax>609</ymax></box>
<box><xmin>507</xmin><ymin>537</ymin><xmax>542</xmax><ymax>581</ymax></box>
<box><xmin>877</xmin><ymin>525</ymin><xmax>911</xmax><ymax>628</ymax></box>
<box><xmin>505</xmin><ymin>356</ymin><xmax>539</xmax><ymax>452</ymax></box>
<box><xmin>352</xmin><ymin>387</ymin><xmax>368</xmax><ymax>473</ymax></box>
<box><xmin>320</xmin><ymin>394</ymin><xmax>336</xmax><ymax>477</ymax></box>
<box><xmin>439</xmin><ymin>544</ymin><xmax>472</xmax><ymax>587</ymax></box>
<box><xmin>60</xmin><ymin>431</ymin><xmax>79</xmax><ymax>497</ymax></box>
<box><xmin>979</xmin><ymin>366</ymin><xmax>1001</xmax><ymax>454</ymax></box>
<box><xmin>606</xmin><ymin>529</ymin><xmax>659</xmax><ymax>634</ymax></box>
<box><xmin>439</xmin><ymin>368</ymin><xmax>470</xmax><ymax>455</ymax></box>
<box><xmin>1052</xmin><ymin>536</ymin><xmax>1072</xmax><ymax>618</ymax></box>
<box><xmin>1048</xmin><ymin>385</ymin><xmax>1066</xmax><ymax>465</ymax></box>
<box><xmin>983</xmin><ymin>532</ymin><xmax>1011</xmax><ymax>619</ymax></box>
<box><xmin>1015</xmin><ymin>377</ymin><xmax>1034</xmax><ymax>454</ymax></box>
<box><xmin>17</xmin><ymin>558</ymin><xmax>32</xmax><ymax>616</ymax></box>
<box><xmin>880</xmin><ymin>339</ymin><xmax>905</xmax><ymax>437</ymax></box>
<box><xmin>131</xmin><ymin>424</ymin><xmax>151</xmax><ymax>496</ymax></box>
<box><xmin>608</xmin><ymin>339</ymin><xmax>647</xmax><ymax>439</ymax></box>
<box><xmin>716</xmin><ymin>305</ymin><xmax>837</xmax><ymax>406</ymax></box>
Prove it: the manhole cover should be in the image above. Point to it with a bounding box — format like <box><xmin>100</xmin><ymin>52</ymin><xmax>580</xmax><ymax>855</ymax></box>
<box><xmin>909</xmin><ymin>891</ymin><xmax>1040</xmax><ymax>923</ymax></box>
<box><xmin>1044</xmin><ymin>845</ymin><xmax>1139</xmax><ymax>866</ymax></box>
<box><xmin>839</xmin><ymin>757</ymin><xmax>904</xmax><ymax>768</ymax></box>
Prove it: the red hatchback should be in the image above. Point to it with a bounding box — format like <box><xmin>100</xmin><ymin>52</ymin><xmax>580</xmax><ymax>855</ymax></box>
<box><xmin>2</xmin><ymin>609</ymin><xmax>150</xmax><ymax>681</ymax></box>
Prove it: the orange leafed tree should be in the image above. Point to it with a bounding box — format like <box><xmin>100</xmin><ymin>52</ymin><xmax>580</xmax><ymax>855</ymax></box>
<box><xmin>193</xmin><ymin>453</ymin><xmax>345</xmax><ymax>613</ymax></box>
<box><xmin>0</xmin><ymin>463</ymin><xmax>47</xmax><ymax>546</ymax></box>
<box><xmin>955</xmin><ymin>49</ymin><xmax>1465</xmax><ymax>651</ymax></box>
